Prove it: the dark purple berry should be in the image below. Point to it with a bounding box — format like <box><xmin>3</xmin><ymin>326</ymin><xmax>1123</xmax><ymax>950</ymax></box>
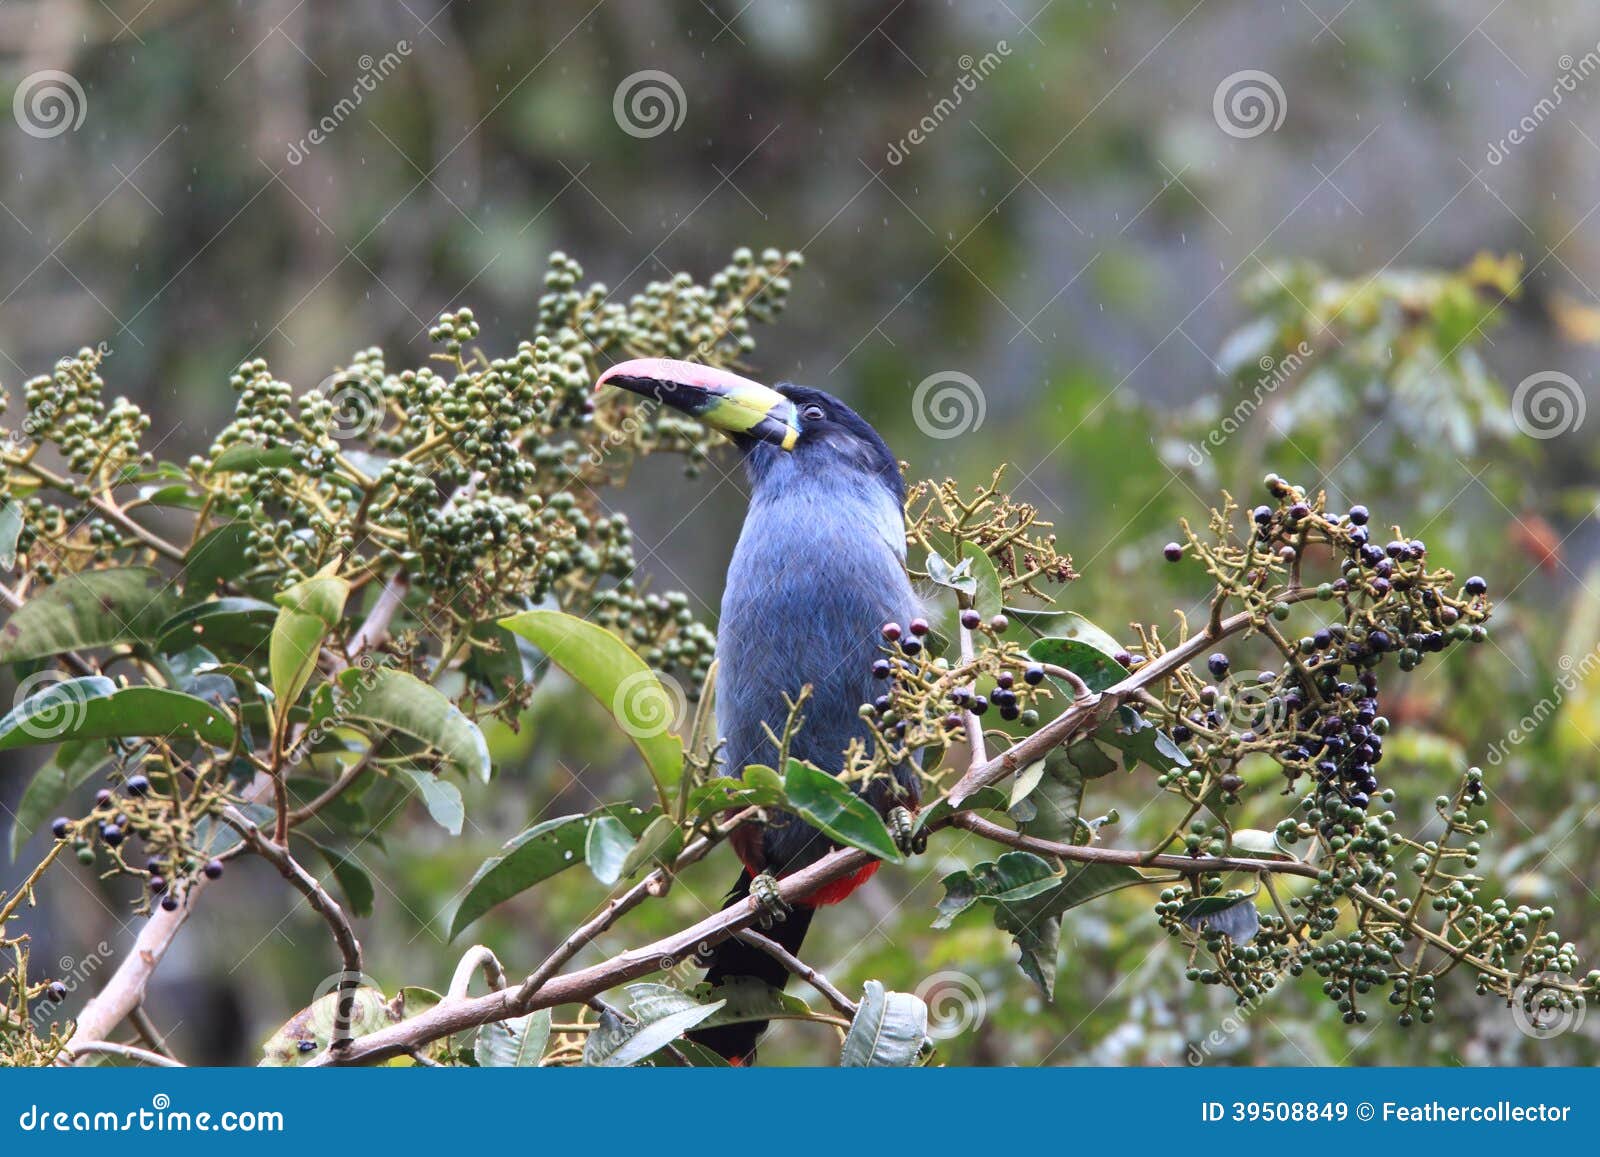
<box><xmin>160</xmin><ymin>894</ymin><xmax>179</xmax><ymax>912</ymax></box>
<box><xmin>908</xmin><ymin>617</ymin><xmax>930</xmax><ymax>637</ymax></box>
<box><xmin>901</xmin><ymin>638</ymin><xmax>923</xmax><ymax>657</ymax></box>
<box><xmin>125</xmin><ymin>774</ymin><xmax>150</xmax><ymax>797</ymax></box>
<box><xmin>1207</xmin><ymin>653</ymin><xmax>1230</xmax><ymax>679</ymax></box>
<box><xmin>1464</xmin><ymin>575</ymin><xmax>1487</xmax><ymax>596</ymax></box>
<box><xmin>959</xmin><ymin>609</ymin><xmax>981</xmax><ymax>630</ymax></box>
<box><xmin>970</xmin><ymin>695</ymin><xmax>989</xmax><ymax>716</ymax></box>
<box><xmin>1023</xmin><ymin>665</ymin><xmax>1044</xmax><ymax>685</ymax></box>
<box><xmin>94</xmin><ymin>790</ymin><xmax>112</xmax><ymax>808</ymax></box>
<box><xmin>996</xmin><ymin>672</ymin><xmax>1015</xmax><ymax>691</ymax></box>
<box><xmin>148</xmin><ymin>875</ymin><xmax>166</xmax><ymax>895</ymax></box>
<box><xmin>871</xmin><ymin>659</ymin><xmax>892</xmax><ymax>680</ymax></box>
<box><xmin>203</xmin><ymin>859</ymin><xmax>225</xmax><ymax>880</ymax></box>
<box><xmin>880</xmin><ymin>622</ymin><xmax>902</xmax><ymax>642</ymax></box>
<box><xmin>988</xmin><ymin>614</ymin><xmax>1009</xmax><ymax>633</ymax></box>
<box><xmin>1252</xmin><ymin>505</ymin><xmax>1273</xmax><ymax>525</ymax></box>
<box><xmin>46</xmin><ymin>981</ymin><xmax>67</xmax><ymax>1003</ymax></box>
<box><xmin>1163</xmin><ymin>542</ymin><xmax>1184</xmax><ymax>562</ymax></box>
<box><xmin>100</xmin><ymin>824</ymin><xmax>123</xmax><ymax>847</ymax></box>
<box><xmin>1348</xmin><ymin>505</ymin><xmax>1369</xmax><ymax>525</ymax></box>
<box><xmin>50</xmin><ymin>817</ymin><xmax>70</xmax><ymax>840</ymax></box>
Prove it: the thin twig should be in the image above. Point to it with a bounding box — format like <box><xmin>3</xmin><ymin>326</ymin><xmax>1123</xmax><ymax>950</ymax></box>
<box><xmin>448</xmin><ymin>945</ymin><xmax>508</xmax><ymax>999</ymax></box>
<box><xmin>733</xmin><ymin>930</ymin><xmax>858</xmax><ymax>1017</ymax></box>
<box><xmin>65</xmin><ymin>1040</ymin><xmax>185</xmax><ymax>1068</ymax></box>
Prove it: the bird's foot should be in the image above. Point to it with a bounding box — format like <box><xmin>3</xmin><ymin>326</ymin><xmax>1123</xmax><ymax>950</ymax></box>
<box><xmin>748</xmin><ymin>872</ymin><xmax>789</xmax><ymax>929</ymax></box>
<box><xmin>888</xmin><ymin>806</ymin><xmax>925</xmax><ymax>857</ymax></box>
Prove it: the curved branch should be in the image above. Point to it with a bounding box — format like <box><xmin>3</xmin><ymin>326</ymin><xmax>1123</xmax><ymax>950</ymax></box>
<box><xmin>64</xmin><ymin>1040</ymin><xmax>185</xmax><ymax>1068</ymax></box>
<box><xmin>734</xmin><ymin>930</ymin><xmax>858</xmax><ymax>1017</ymax></box>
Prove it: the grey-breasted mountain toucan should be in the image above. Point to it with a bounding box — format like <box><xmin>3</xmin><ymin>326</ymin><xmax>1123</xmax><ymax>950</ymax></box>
<box><xmin>595</xmin><ymin>357</ymin><xmax>921</xmax><ymax>1063</ymax></box>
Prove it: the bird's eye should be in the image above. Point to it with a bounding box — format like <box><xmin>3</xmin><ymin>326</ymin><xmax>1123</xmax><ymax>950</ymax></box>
<box><xmin>800</xmin><ymin>403</ymin><xmax>826</xmax><ymax>422</ymax></box>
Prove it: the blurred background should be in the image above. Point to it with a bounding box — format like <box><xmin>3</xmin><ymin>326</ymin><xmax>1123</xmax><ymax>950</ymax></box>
<box><xmin>4</xmin><ymin>0</ymin><xmax>1600</xmax><ymax>1065</ymax></box>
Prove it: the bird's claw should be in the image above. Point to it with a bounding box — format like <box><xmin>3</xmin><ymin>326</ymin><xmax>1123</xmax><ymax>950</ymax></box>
<box><xmin>749</xmin><ymin>872</ymin><xmax>788</xmax><ymax>929</ymax></box>
<box><xmin>888</xmin><ymin>806</ymin><xmax>923</xmax><ymax>857</ymax></box>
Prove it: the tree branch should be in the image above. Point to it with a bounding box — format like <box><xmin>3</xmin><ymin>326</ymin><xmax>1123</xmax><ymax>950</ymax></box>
<box><xmin>64</xmin><ymin>1040</ymin><xmax>186</xmax><ymax>1068</ymax></box>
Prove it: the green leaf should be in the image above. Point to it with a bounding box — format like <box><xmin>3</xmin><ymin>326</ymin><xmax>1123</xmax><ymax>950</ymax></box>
<box><xmin>500</xmin><ymin>610</ymin><xmax>684</xmax><ymax>808</ymax></box>
<box><xmin>685</xmin><ymin>764</ymin><xmax>789</xmax><ymax>821</ymax></box>
<box><xmin>8</xmin><ymin>740</ymin><xmax>110</xmax><ymax>860</ymax></box>
<box><xmin>269</xmin><ymin>567</ymin><xmax>349</xmax><ymax>715</ymax></box>
<box><xmin>212</xmin><ymin>443</ymin><xmax>298</xmax><ymax>472</ymax></box>
<box><xmin>1095</xmin><ymin>709</ymin><xmax>1189</xmax><ymax>773</ymax></box>
<box><xmin>132</xmin><ymin>482</ymin><xmax>204</xmax><ymax>510</ymax></box>
<box><xmin>475</xmin><ymin>1009</ymin><xmax>551</xmax><ymax>1068</ymax></box>
<box><xmin>301</xmin><ymin>837</ymin><xmax>375</xmax><ymax>918</ymax></box>
<box><xmin>618</xmin><ymin>814</ymin><xmax>685</xmax><ymax>880</ymax></box>
<box><xmin>583</xmin><ymin>991</ymin><xmax>726</xmax><ymax>1067</ymax></box>
<box><xmin>401</xmin><ymin>768</ymin><xmax>463</xmax><ymax>836</ymax></box>
<box><xmin>934</xmin><ymin>851</ymin><xmax>1063</xmax><ymax>928</ymax></box>
<box><xmin>693</xmin><ymin>977</ymin><xmax>815</xmax><ymax>1030</ymax></box>
<box><xmin>959</xmin><ymin>542</ymin><xmax>1005</xmax><ymax>620</ymax></box>
<box><xmin>840</xmin><ymin>980</ymin><xmax>927</xmax><ymax>1066</ymax></box>
<box><xmin>448</xmin><ymin>806</ymin><xmax>658</xmax><ymax>939</ymax></box>
<box><xmin>782</xmin><ymin>759</ymin><xmax>902</xmax><ymax>864</ymax></box>
<box><xmin>1229</xmin><ymin>828</ymin><xmax>1292</xmax><ymax>859</ymax></box>
<box><xmin>259</xmin><ymin>986</ymin><xmax>393</xmax><ymax>1066</ymax></box>
<box><xmin>183</xmin><ymin>523</ymin><xmax>254</xmax><ymax>596</ymax></box>
<box><xmin>1026</xmin><ymin>636</ymin><xmax>1130</xmax><ymax>693</ymax></box>
<box><xmin>913</xmin><ymin>785</ymin><xmax>1009</xmax><ymax>836</ymax></box>
<box><xmin>925</xmin><ymin>549</ymin><xmax>976</xmax><ymax>596</ymax></box>
<box><xmin>0</xmin><ymin>498</ymin><xmax>21</xmax><ymax>571</ymax></box>
<box><xmin>0</xmin><ymin>567</ymin><xmax>179</xmax><ymax>663</ymax></box>
<box><xmin>584</xmin><ymin>815</ymin><xmax>636</xmax><ymax>886</ymax></box>
<box><xmin>335</xmin><ymin>667</ymin><xmax>491</xmax><ymax>783</ymax></box>
<box><xmin>1009</xmin><ymin>759</ymin><xmax>1047</xmax><ymax>809</ymax></box>
<box><xmin>0</xmin><ymin>680</ymin><xmax>235</xmax><ymax>751</ymax></box>
<box><xmin>156</xmin><ymin>597</ymin><xmax>277</xmax><ymax>654</ymax></box>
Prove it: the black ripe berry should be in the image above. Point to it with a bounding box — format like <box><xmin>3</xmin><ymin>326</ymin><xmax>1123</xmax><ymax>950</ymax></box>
<box><xmin>1163</xmin><ymin>542</ymin><xmax>1184</xmax><ymax>562</ymax></box>
<box><xmin>100</xmin><ymin>824</ymin><xmax>124</xmax><ymax>847</ymax></box>
<box><xmin>125</xmin><ymin>774</ymin><xmax>151</xmax><ymax>797</ymax></box>
<box><xmin>1207</xmin><ymin>653</ymin><xmax>1230</xmax><ymax>679</ymax></box>
<box><xmin>901</xmin><ymin>637</ymin><xmax>923</xmax><ymax>657</ymax></box>
<box><xmin>959</xmin><ymin>609</ymin><xmax>981</xmax><ymax>630</ymax></box>
<box><xmin>970</xmin><ymin>695</ymin><xmax>990</xmax><ymax>716</ymax></box>
<box><xmin>880</xmin><ymin>621</ymin><xmax>902</xmax><ymax>642</ymax></box>
<box><xmin>909</xmin><ymin>617</ymin><xmax>930</xmax><ymax>637</ymax></box>
<box><xmin>1288</xmin><ymin>502</ymin><xmax>1310</xmax><ymax>521</ymax></box>
<box><xmin>50</xmin><ymin>817</ymin><xmax>70</xmax><ymax>840</ymax></box>
<box><xmin>996</xmin><ymin>672</ymin><xmax>1015</xmax><ymax>691</ymax></box>
<box><xmin>1348</xmin><ymin>504</ymin><xmax>1370</xmax><ymax>525</ymax></box>
<box><xmin>46</xmin><ymin>981</ymin><xmax>67</xmax><ymax>1003</ymax></box>
<box><xmin>93</xmin><ymin>789</ymin><xmax>112</xmax><ymax>808</ymax></box>
<box><xmin>871</xmin><ymin>659</ymin><xmax>892</xmax><ymax>680</ymax></box>
<box><xmin>203</xmin><ymin>859</ymin><xmax>225</xmax><ymax>880</ymax></box>
<box><xmin>148</xmin><ymin>875</ymin><xmax>167</xmax><ymax>895</ymax></box>
<box><xmin>1252</xmin><ymin>505</ymin><xmax>1273</xmax><ymax>525</ymax></box>
<box><xmin>160</xmin><ymin>894</ymin><xmax>179</xmax><ymax>912</ymax></box>
<box><xmin>1023</xmin><ymin>665</ymin><xmax>1045</xmax><ymax>685</ymax></box>
<box><xmin>1464</xmin><ymin>575</ymin><xmax>1488</xmax><ymax>596</ymax></box>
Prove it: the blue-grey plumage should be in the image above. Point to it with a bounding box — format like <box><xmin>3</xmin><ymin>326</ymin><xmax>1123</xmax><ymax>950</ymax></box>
<box><xmin>594</xmin><ymin>360</ymin><xmax>920</xmax><ymax>1061</ymax></box>
<box><xmin>717</xmin><ymin>389</ymin><xmax>920</xmax><ymax>873</ymax></box>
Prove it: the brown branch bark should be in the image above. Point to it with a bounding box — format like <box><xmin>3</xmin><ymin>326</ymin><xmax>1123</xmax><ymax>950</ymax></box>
<box><xmin>734</xmin><ymin>930</ymin><xmax>858</xmax><ymax>1017</ymax></box>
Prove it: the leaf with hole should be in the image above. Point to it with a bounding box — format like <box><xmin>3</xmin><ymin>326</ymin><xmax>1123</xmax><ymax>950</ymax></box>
<box><xmin>0</xmin><ymin>567</ymin><xmax>179</xmax><ymax>663</ymax></box>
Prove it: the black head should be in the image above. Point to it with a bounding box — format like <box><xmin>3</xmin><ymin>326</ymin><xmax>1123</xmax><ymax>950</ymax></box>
<box><xmin>754</xmin><ymin>383</ymin><xmax>902</xmax><ymax>503</ymax></box>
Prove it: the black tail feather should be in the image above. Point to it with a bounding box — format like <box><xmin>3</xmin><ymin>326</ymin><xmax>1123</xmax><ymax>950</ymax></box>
<box><xmin>687</xmin><ymin>871</ymin><xmax>815</xmax><ymax>1064</ymax></box>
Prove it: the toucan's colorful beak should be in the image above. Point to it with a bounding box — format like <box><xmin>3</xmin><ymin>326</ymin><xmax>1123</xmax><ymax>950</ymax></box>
<box><xmin>595</xmin><ymin>358</ymin><xmax>799</xmax><ymax>451</ymax></box>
